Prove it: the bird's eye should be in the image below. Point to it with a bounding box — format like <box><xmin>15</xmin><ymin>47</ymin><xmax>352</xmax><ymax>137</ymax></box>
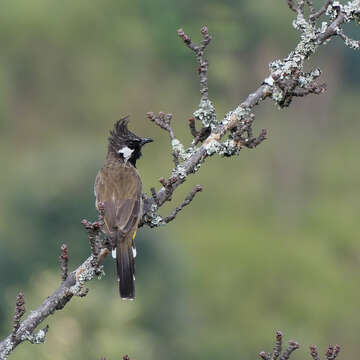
<box><xmin>130</xmin><ymin>139</ymin><xmax>141</xmax><ymax>147</ymax></box>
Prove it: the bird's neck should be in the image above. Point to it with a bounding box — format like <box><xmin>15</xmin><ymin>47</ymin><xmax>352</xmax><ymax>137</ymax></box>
<box><xmin>106</xmin><ymin>150</ymin><xmax>123</xmax><ymax>162</ymax></box>
<box><xmin>106</xmin><ymin>149</ymin><xmax>137</xmax><ymax>167</ymax></box>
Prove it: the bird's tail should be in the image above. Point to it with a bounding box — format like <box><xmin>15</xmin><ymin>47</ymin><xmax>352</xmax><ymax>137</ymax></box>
<box><xmin>116</xmin><ymin>240</ymin><xmax>135</xmax><ymax>300</ymax></box>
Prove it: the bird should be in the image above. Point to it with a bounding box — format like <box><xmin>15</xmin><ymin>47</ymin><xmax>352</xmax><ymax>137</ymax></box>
<box><xmin>94</xmin><ymin>116</ymin><xmax>153</xmax><ymax>299</ymax></box>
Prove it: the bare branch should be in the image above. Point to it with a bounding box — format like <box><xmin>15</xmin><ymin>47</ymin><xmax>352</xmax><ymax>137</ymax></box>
<box><xmin>306</xmin><ymin>0</ymin><xmax>316</xmax><ymax>16</ymax></box>
<box><xmin>261</xmin><ymin>331</ymin><xmax>340</xmax><ymax>360</ymax></box>
<box><xmin>147</xmin><ymin>112</ymin><xmax>175</xmax><ymax>141</ymax></box>
<box><xmin>325</xmin><ymin>344</ymin><xmax>341</xmax><ymax>360</ymax></box>
<box><xmin>81</xmin><ymin>202</ymin><xmax>105</xmax><ymax>268</ymax></box>
<box><xmin>310</xmin><ymin>345</ymin><xmax>321</xmax><ymax>360</ymax></box>
<box><xmin>59</xmin><ymin>244</ymin><xmax>68</xmax><ymax>281</ymax></box>
<box><xmin>147</xmin><ymin>111</ymin><xmax>180</xmax><ymax>166</ymax></box>
<box><xmin>337</xmin><ymin>28</ymin><xmax>360</xmax><ymax>49</ymax></box>
<box><xmin>287</xmin><ymin>0</ymin><xmax>297</xmax><ymax>12</ymax></box>
<box><xmin>142</xmin><ymin>1</ymin><xmax>359</xmax><ymax>228</ymax></box>
<box><xmin>178</xmin><ymin>25</ymin><xmax>212</xmax><ymax>101</ymax></box>
<box><xmin>0</xmin><ymin>204</ymin><xmax>108</xmax><ymax>359</ymax></box>
<box><xmin>163</xmin><ymin>185</ymin><xmax>203</xmax><ymax>224</ymax></box>
<box><xmin>271</xmin><ymin>330</ymin><xmax>283</xmax><ymax>360</ymax></box>
<box><xmin>177</xmin><ymin>28</ymin><xmax>198</xmax><ymax>53</ymax></box>
<box><xmin>178</xmin><ymin>26</ymin><xmax>214</xmax><ymax>144</ymax></box>
<box><xmin>280</xmin><ymin>340</ymin><xmax>300</xmax><ymax>360</ymax></box>
<box><xmin>310</xmin><ymin>0</ymin><xmax>334</xmax><ymax>21</ymax></box>
<box><xmin>0</xmin><ymin>252</ymin><xmax>107</xmax><ymax>359</ymax></box>
<box><xmin>11</xmin><ymin>292</ymin><xmax>26</xmax><ymax>343</ymax></box>
<box><xmin>259</xmin><ymin>351</ymin><xmax>271</xmax><ymax>360</ymax></box>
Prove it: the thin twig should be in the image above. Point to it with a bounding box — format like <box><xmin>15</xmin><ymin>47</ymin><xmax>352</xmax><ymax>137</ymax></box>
<box><xmin>337</xmin><ymin>28</ymin><xmax>360</xmax><ymax>49</ymax></box>
<box><xmin>150</xmin><ymin>187</ymin><xmax>159</xmax><ymax>206</ymax></box>
<box><xmin>163</xmin><ymin>185</ymin><xmax>203</xmax><ymax>224</ymax></box>
<box><xmin>259</xmin><ymin>351</ymin><xmax>270</xmax><ymax>360</ymax></box>
<box><xmin>280</xmin><ymin>341</ymin><xmax>300</xmax><ymax>360</ymax></box>
<box><xmin>147</xmin><ymin>111</ymin><xmax>180</xmax><ymax>165</ymax></box>
<box><xmin>178</xmin><ymin>26</ymin><xmax>213</xmax><ymax>143</ymax></box>
<box><xmin>287</xmin><ymin>0</ymin><xmax>297</xmax><ymax>12</ymax></box>
<box><xmin>271</xmin><ymin>330</ymin><xmax>283</xmax><ymax>360</ymax></box>
<box><xmin>325</xmin><ymin>344</ymin><xmax>341</xmax><ymax>360</ymax></box>
<box><xmin>261</xmin><ymin>331</ymin><xmax>340</xmax><ymax>360</ymax></box>
<box><xmin>11</xmin><ymin>292</ymin><xmax>26</xmax><ymax>343</ymax></box>
<box><xmin>146</xmin><ymin>112</ymin><xmax>175</xmax><ymax>140</ymax></box>
<box><xmin>293</xmin><ymin>83</ymin><xmax>327</xmax><ymax>97</ymax></box>
<box><xmin>309</xmin><ymin>0</ymin><xmax>334</xmax><ymax>21</ymax></box>
<box><xmin>306</xmin><ymin>0</ymin><xmax>315</xmax><ymax>15</ymax></box>
<box><xmin>310</xmin><ymin>345</ymin><xmax>321</xmax><ymax>360</ymax></box>
<box><xmin>81</xmin><ymin>202</ymin><xmax>105</xmax><ymax>268</ymax></box>
<box><xmin>59</xmin><ymin>244</ymin><xmax>68</xmax><ymax>281</ymax></box>
<box><xmin>188</xmin><ymin>118</ymin><xmax>198</xmax><ymax>138</ymax></box>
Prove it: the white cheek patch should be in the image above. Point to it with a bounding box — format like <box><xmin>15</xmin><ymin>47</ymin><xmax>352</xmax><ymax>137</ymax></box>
<box><xmin>112</xmin><ymin>249</ymin><xmax>116</xmax><ymax>259</ymax></box>
<box><xmin>118</xmin><ymin>146</ymin><xmax>134</xmax><ymax>162</ymax></box>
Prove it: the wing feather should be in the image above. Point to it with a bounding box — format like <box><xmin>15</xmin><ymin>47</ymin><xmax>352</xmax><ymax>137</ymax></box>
<box><xmin>95</xmin><ymin>163</ymin><xmax>141</xmax><ymax>244</ymax></box>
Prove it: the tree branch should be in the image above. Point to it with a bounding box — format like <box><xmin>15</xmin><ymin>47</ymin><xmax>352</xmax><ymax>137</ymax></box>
<box><xmin>141</xmin><ymin>0</ymin><xmax>360</xmax><ymax>228</ymax></box>
<box><xmin>0</xmin><ymin>209</ymin><xmax>107</xmax><ymax>359</ymax></box>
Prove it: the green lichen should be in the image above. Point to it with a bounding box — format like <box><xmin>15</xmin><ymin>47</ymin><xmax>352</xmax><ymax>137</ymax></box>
<box><xmin>193</xmin><ymin>99</ymin><xmax>216</xmax><ymax>128</ymax></box>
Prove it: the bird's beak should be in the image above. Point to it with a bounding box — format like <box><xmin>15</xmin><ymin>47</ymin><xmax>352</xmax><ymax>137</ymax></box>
<box><xmin>141</xmin><ymin>138</ymin><xmax>153</xmax><ymax>145</ymax></box>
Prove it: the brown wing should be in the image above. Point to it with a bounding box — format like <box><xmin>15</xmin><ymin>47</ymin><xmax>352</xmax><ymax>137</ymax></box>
<box><xmin>94</xmin><ymin>162</ymin><xmax>142</xmax><ymax>245</ymax></box>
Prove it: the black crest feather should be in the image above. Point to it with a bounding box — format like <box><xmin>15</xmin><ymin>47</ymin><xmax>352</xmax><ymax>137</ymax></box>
<box><xmin>109</xmin><ymin>116</ymin><xmax>133</xmax><ymax>141</ymax></box>
<box><xmin>108</xmin><ymin>117</ymin><xmax>141</xmax><ymax>152</ymax></box>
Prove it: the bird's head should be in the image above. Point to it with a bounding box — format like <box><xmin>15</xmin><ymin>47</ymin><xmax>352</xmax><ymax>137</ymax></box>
<box><xmin>108</xmin><ymin>116</ymin><xmax>153</xmax><ymax>166</ymax></box>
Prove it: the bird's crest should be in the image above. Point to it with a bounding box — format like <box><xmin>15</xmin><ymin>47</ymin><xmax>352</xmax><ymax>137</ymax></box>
<box><xmin>108</xmin><ymin>117</ymin><xmax>140</xmax><ymax>151</ymax></box>
<box><xmin>109</xmin><ymin>116</ymin><xmax>136</xmax><ymax>141</ymax></box>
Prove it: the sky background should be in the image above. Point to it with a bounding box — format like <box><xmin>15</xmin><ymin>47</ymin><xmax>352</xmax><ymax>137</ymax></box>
<box><xmin>0</xmin><ymin>1</ymin><xmax>360</xmax><ymax>359</ymax></box>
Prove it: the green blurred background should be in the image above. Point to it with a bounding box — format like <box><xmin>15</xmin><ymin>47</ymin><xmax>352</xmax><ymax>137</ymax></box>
<box><xmin>0</xmin><ymin>0</ymin><xmax>359</xmax><ymax>359</ymax></box>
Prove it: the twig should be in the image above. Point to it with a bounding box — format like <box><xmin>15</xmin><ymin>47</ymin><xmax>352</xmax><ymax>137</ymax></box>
<box><xmin>337</xmin><ymin>28</ymin><xmax>360</xmax><ymax>49</ymax></box>
<box><xmin>59</xmin><ymin>244</ymin><xmax>68</xmax><ymax>281</ymax></box>
<box><xmin>260</xmin><ymin>331</ymin><xmax>340</xmax><ymax>360</ymax></box>
<box><xmin>150</xmin><ymin>187</ymin><xmax>159</xmax><ymax>206</ymax></box>
<box><xmin>147</xmin><ymin>111</ymin><xmax>179</xmax><ymax>165</ymax></box>
<box><xmin>259</xmin><ymin>351</ymin><xmax>270</xmax><ymax>360</ymax></box>
<box><xmin>325</xmin><ymin>344</ymin><xmax>341</xmax><ymax>360</ymax></box>
<box><xmin>178</xmin><ymin>26</ymin><xmax>214</xmax><ymax>144</ymax></box>
<box><xmin>292</xmin><ymin>83</ymin><xmax>327</xmax><ymax>97</ymax></box>
<box><xmin>271</xmin><ymin>330</ymin><xmax>283</xmax><ymax>360</ymax></box>
<box><xmin>310</xmin><ymin>345</ymin><xmax>321</xmax><ymax>360</ymax></box>
<box><xmin>163</xmin><ymin>185</ymin><xmax>203</xmax><ymax>224</ymax></box>
<box><xmin>11</xmin><ymin>292</ymin><xmax>26</xmax><ymax>343</ymax></box>
<box><xmin>81</xmin><ymin>202</ymin><xmax>105</xmax><ymax>268</ymax></box>
<box><xmin>287</xmin><ymin>0</ymin><xmax>297</xmax><ymax>12</ymax></box>
<box><xmin>188</xmin><ymin>118</ymin><xmax>198</xmax><ymax>138</ymax></box>
<box><xmin>146</xmin><ymin>112</ymin><xmax>175</xmax><ymax>141</ymax></box>
<box><xmin>306</xmin><ymin>0</ymin><xmax>315</xmax><ymax>15</ymax></box>
<box><xmin>296</xmin><ymin>0</ymin><xmax>305</xmax><ymax>18</ymax></box>
<box><xmin>309</xmin><ymin>0</ymin><xmax>334</xmax><ymax>21</ymax></box>
<box><xmin>280</xmin><ymin>340</ymin><xmax>300</xmax><ymax>360</ymax></box>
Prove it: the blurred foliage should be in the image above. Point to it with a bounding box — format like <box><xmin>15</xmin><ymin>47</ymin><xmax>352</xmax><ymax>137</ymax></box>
<box><xmin>0</xmin><ymin>0</ymin><xmax>359</xmax><ymax>359</ymax></box>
